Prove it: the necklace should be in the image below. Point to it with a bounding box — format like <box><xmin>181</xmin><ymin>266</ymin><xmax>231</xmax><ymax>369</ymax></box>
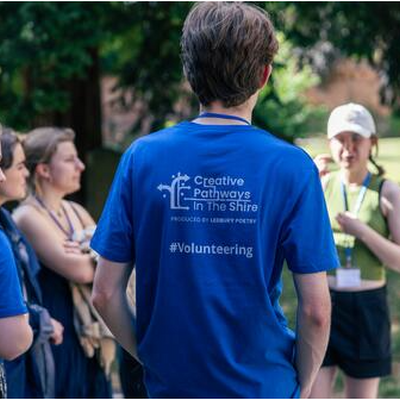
<box><xmin>35</xmin><ymin>195</ymin><xmax>74</xmax><ymax>239</ymax></box>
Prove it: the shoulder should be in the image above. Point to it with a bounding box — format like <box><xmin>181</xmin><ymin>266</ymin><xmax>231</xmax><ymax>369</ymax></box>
<box><xmin>381</xmin><ymin>179</ymin><xmax>400</xmax><ymax>198</ymax></box>
<box><xmin>67</xmin><ymin>201</ymin><xmax>96</xmax><ymax>226</ymax></box>
<box><xmin>247</xmin><ymin>127</ymin><xmax>317</xmax><ymax>169</ymax></box>
<box><xmin>380</xmin><ymin>179</ymin><xmax>400</xmax><ymax>215</ymax></box>
<box><xmin>13</xmin><ymin>200</ymin><xmax>43</xmax><ymax>222</ymax></box>
<box><xmin>272</xmin><ymin>139</ymin><xmax>319</xmax><ymax>183</ymax></box>
<box><xmin>130</xmin><ymin>122</ymin><xmax>189</xmax><ymax>157</ymax></box>
<box><xmin>13</xmin><ymin>200</ymin><xmax>46</xmax><ymax>233</ymax></box>
<box><xmin>268</xmin><ymin>133</ymin><xmax>316</xmax><ymax>166</ymax></box>
<box><xmin>118</xmin><ymin>123</ymin><xmax>199</xmax><ymax>170</ymax></box>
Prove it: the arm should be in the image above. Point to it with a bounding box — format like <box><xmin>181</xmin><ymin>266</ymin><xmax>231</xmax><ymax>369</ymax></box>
<box><xmin>336</xmin><ymin>180</ymin><xmax>400</xmax><ymax>272</ymax></box>
<box><xmin>91</xmin><ymin>256</ymin><xmax>138</xmax><ymax>360</ymax></box>
<box><xmin>28</xmin><ymin>304</ymin><xmax>64</xmax><ymax>346</ymax></box>
<box><xmin>14</xmin><ymin>206</ymin><xmax>95</xmax><ymax>284</ymax></box>
<box><xmin>0</xmin><ymin>314</ymin><xmax>33</xmax><ymax>360</ymax></box>
<box><xmin>293</xmin><ymin>272</ymin><xmax>331</xmax><ymax>399</ymax></box>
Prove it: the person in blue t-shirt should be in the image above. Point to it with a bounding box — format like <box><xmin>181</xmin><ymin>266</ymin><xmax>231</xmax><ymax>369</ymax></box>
<box><xmin>91</xmin><ymin>2</ymin><xmax>339</xmax><ymax>398</ymax></box>
<box><xmin>0</xmin><ymin>125</ymin><xmax>33</xmax><ymax>397</ymax></box>
<box><xmin>0</xmin><ymin>128</ymin><xmax>64</xmax><ymax>398</ymax></box>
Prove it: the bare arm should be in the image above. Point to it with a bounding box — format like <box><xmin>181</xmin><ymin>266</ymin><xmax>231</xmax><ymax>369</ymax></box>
<box><xmin>91</xmin><ymin>256</ymin><xmax>138</xmax><ymax>360</ymax></box>
<box><xmin>14</xmin><ymin>206</ymin><xmax>95</xmax><ymax>284</ymax></box>
<box><xmin>293</xmin><ymin>271</ymin><xmax>331</xmax><ymax>398</ymax></box>
<box><xmin>336</xmin><ymin>180</ymin><xmax>400</xmax><ymax>272</ymax></box>
<box><xmin>0</xmin><ymin>314</ymin><xmax>33</xmax><ymax>360</ymax></box>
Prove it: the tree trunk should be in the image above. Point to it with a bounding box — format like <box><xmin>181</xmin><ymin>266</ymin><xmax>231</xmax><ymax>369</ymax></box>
<box><xmin>56</xmin><ymin>47</ymin><xmax>103</xmax><ymax>205</ymax></box>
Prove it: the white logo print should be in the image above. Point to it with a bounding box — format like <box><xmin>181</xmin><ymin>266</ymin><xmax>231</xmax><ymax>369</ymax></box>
<box><xmin>158</xmin><ymin>172</ymin><xmax>258</xmax><ymax>215</ymax></box>
<box><xmin>157</xmin><ymin>172</ymin><xmax>191</xmax><ymax>210</ymax></box>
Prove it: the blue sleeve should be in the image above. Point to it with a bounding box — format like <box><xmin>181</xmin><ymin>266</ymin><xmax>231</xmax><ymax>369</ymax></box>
<box><xmin>91</xmin><ymin>147</ymin><xmax>135</xmax><ymax>263</ymax></box>
<box><xmin>0</xmin><ymin>233</ymin><xmax>27</xmax><ymax>318</ymax></box>
<box><xmin>281</xmin><ymin>167</ymin><xmax>339</xmax><ymax>274</ymax></box>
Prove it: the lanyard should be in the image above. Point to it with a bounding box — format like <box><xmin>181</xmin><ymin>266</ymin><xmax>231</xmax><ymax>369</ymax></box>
<box><xmin>340</xmin><ymin>172</ymin><xmax>371</xmax><ymax>267</ymax></box>
<box><xmin>196</xmin><ymin>112</ymin><xmax>251</xmax><ymax>125</ymax></box>
<box><xmin>35</xmin><ymin>195</ymin><xmax>75</xmax><ymax>240</ymax></box>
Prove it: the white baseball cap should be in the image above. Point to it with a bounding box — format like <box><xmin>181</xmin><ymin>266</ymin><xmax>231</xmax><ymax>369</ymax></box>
<box><xmin>327</xmin><ymin>103</ymin><xmax>376</xmax><ymax>139</ymax></box>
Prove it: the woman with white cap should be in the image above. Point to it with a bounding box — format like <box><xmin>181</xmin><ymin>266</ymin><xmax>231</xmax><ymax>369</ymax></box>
<box><xmin>311</xmin><ymin>103</ymin><xmax>400</xmax><ymax>398</ymax></box>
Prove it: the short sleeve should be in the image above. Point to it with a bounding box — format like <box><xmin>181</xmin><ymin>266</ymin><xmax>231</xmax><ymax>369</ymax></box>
<box><xmin>91</xmin><ymin>147</ymin><xmax>135</xmax><ymax>263</ymax></box>
<box><xmin>281</xmin><ymin>167</ymin><xmax>339</xmax><ymax>274</ymax></box>
<box><xmin>0</xmin><ymin>232</ymin><xmax>27</xmax><ymax>318</ymax></box>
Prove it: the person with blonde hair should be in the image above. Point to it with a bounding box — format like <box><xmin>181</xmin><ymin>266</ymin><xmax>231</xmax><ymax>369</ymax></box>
<box><xmin>14</xmin><ymin>127</ymin><xmax>113</xmax><ymax>398</ymax></box>
<box><xmin>311</xmin><ymin>103</ymin><xmax>400</xmax><ymax>398</ymax></box>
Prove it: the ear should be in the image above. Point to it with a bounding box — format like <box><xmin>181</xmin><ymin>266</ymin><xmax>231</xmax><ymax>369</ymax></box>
<box><xmin>260</xmin><ymin>64</ymin><xmax>272</xmax><ymax>88</ymax></box>
<box><xmin>35</xmin><ymin>163</ymin><xmax>51</xmax><ymax>180</ymax></box>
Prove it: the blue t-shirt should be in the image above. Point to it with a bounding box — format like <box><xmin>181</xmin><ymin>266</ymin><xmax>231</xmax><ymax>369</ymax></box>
<box><xmin>0</xmin><ymin>230</ymin><xmax>27</xmax><ymax>319</ymax></box>
<box><xmin>0</xmin><ymin>229</ymin><xmax>28</xmax><ymax>365</ymax></box>
<box><xmin>91</xmin><ymin>122</ymin><xmax>339</xmax><ymax>398</ymax></box>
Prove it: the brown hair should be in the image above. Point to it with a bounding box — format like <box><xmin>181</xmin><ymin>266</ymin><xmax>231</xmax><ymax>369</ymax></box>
<box><xmin>369</xmin><ymin>139</ymin><xmax>385</xmax><ymax>176</ymax></box>
<box><xmin>0</xmin><ymin>126</ymin><xmax>21</xmax><ymax>170</ymax></box>
<box><xmin>23</xmin><ymin>127</ymin><xmax>75</xmax><ymax>192</ymax></box>
<box><xmin>181</xmin><ymin>2</ymin><xmax>279</xmax><ymax>108</ymax></box>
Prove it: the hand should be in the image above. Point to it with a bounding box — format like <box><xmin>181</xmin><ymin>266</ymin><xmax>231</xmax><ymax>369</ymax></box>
<box><xmin>336</xmin><ymin>211</ymin><xmax>367</xmax><ymax>238</ymax></box>
<box><xmin>72</xmin><ymin>228</ymin><xmax>95</xmax><ymax>254</ymax></box>
<box><xmin>63</xmin><ymin>240</ymin><xmax>83</xmax><ymax>255</ymax></box>
<box><xmin>314</xmin><ymin>154</ymin><xmax>333</xmax><ymax>178</ymax></box>
<box><xmin>49</xmin><ymin>318</ymin><xmax>64</xmax><ymax>345</ymax></box>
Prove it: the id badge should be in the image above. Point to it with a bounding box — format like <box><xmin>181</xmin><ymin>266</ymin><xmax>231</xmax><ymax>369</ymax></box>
<box><xmin>336</xmin><ymin>267</ymin><xmax>361</xmax><ymax>288</ymax></box>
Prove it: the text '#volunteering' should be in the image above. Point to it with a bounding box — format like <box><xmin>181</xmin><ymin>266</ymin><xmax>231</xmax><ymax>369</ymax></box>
<box><xmin>169</xmin><ymin>241</ymin><xmax>254</xmax><ymax>259</ymax></box>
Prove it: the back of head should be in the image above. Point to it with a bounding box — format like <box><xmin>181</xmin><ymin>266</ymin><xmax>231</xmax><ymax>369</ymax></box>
<box><xmin>181</xmin><ymin>2</ymin><xmax>279</xmax><ymax>108</ymax></box>
<box><xmin>23</xmin><ymin>127</ymin><xmax>75</xmax><ymax>192</ymax></box>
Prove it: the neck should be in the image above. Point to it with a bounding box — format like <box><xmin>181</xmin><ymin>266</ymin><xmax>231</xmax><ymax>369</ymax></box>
<box><xmin>199</xmin><ymin>96</ymin><xmax>256</xmax><ymax>124</ymax></box>
<box><xmin>35</xmin><ymin>188</ymin><xmax>64</xmax><ymax>213</ymax></box>
<box><xmin>0</xmin><ymin>197</ymin><xmax>5</xmax><ymax>207</ymax></box>
<box><xmin>341</xmin><ymin>166</ymin><xmax>369</xmax><ymax>186</ymax></box>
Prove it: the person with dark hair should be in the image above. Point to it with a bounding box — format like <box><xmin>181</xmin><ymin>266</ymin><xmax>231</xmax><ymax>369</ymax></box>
<box><xmin>312</xmin><ymin>103</ymin><xmax>400</xmax><ymax>398</ymax></box>
<box><xmin>0</xmin><ymin>128</ymin><xmax>64</xmax><ymax>398</ymax></box>
<box><xmin>91</xmin><ymin>2</ymin><xmax>338</xmax><ymax>398</ymax></box>
<box><xmin>13</xmin><ymin>127</ymin><xmax>113</xmax><ymax>398</ymax></box>
<box><xmin>0</xmin><ymin>126</ymin><xmax>33</xmax><ymax>398</ymax></box>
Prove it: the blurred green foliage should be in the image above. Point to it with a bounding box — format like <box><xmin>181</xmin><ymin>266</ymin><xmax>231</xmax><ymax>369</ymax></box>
<box><xmin>278</xmin><ymin>2</ymin><xmax>400</xmax><ymax>110</ymax></box>
<box><xmin>0</xmin><ymin>2</ymin><xmax>399</xmax><ymax>148</ymax></box>
<box><xmin>0</xmin><ymin>2</ymin><xmax>328</xmax><ymax>144</ymax></box>
<box><xmin>0</xmin><ymin>2</ymin><xmax>107</xmax><ymax>128</ymax></box>
<box><xmin>254</xmin><ymin>33</ymin><xmax>328</xmax><ymax>141</ymax></box>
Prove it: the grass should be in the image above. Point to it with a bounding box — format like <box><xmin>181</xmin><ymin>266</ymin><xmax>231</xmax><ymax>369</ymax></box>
<box><xmin>280</xmin><ymin>137</ymin><xmax>400</xmax><ymax>397</ymax></box>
